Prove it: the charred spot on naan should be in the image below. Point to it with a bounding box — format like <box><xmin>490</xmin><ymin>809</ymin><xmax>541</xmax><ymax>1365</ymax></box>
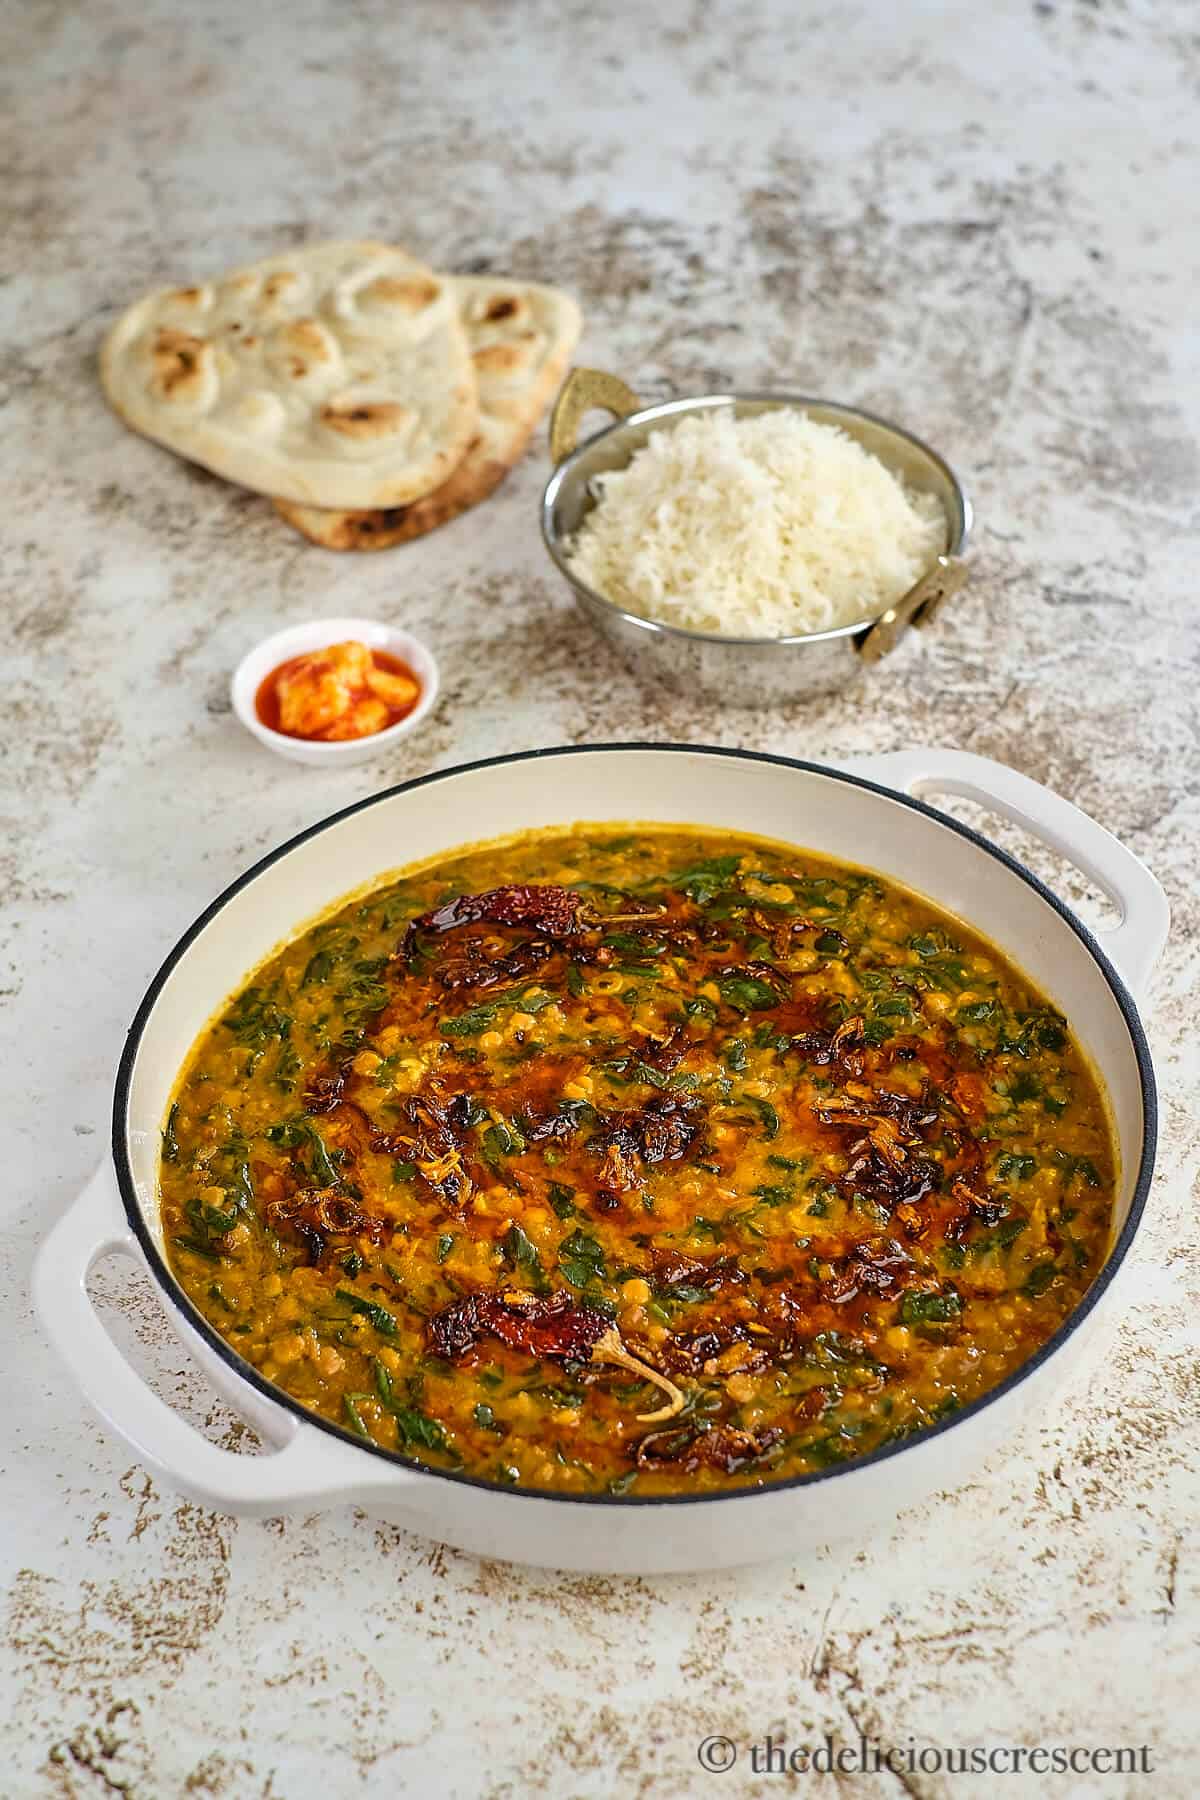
<box><xmin>148</xmin><ymin>328</ymin><xmax>215</xmax><ymax>405</ymax></box>
<box><xmin>268</xmin><ymin>318</ymin><xmax>341</xmax><ymax>383</ymax></box>
<box><xmin>258</xmin><ymin>270</ymin><xmax>308</xmax><ymax>313</ymax></box>
<box><xmin>327</xmin><ymin>506</ymin><xmax>419</xmax><ymax>547</ymax></box>
<box><xmin>464</xmin><ymin>289</ymin><xmax>533</xmax><ymax>330</ymax></box>
<box><xmin>166</xmin><ymin>285</ymin><xmax>211</xmax><ymax>312</ymax></box>
<box><xmin>472</xmin><ymin>333</ymin><xmax>540</xmax><ymax>379</ymax></box>
<box><xmin>361</xmin><ymin>274</ymin><xmax>442</xmax><ymax>315</ymax></box>
<box><xmin>283</xmin><ymin>319</ymin><xmax>337</xmax><ymax>362</ymax></box>
<box><xmin>319</xmin><ymin>398</ymin><xmax>415</xmax><ymax>441</ymax></box>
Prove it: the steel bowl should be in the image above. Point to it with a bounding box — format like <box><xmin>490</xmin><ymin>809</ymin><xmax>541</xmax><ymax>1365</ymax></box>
<box><xmin>541</xmin><ymin>368</ymin><xmax>972</xmax><ymax>705</ymax></box>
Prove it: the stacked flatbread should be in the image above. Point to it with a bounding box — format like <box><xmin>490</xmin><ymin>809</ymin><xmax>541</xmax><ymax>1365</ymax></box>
<box><xmin>100</xmin><ymin>241</ymin><xmax>582</xmax><ymax>549</ymax></box>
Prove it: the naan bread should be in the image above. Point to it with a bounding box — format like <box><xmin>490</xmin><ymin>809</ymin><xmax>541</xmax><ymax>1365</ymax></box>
<box><xmin>99</xmin><ymin>242</ymin><xmax>479</xmax><ymax>509</ymax></box>
<box><xmin>272</xmin><ymin>275</ymin><xmax>582</xmax><ymax>550</ymax></box>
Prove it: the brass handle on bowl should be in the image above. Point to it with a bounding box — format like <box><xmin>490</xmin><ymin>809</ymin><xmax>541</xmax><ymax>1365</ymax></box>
<box><xmin>858</xmin><ymin>554</ymin><xmax>969</xmax><ymax>664</ymax></box>
<box><xmin>549</xmin><ymin>367</ymin><xmax>643</xmax><ymax>466</ymax></box>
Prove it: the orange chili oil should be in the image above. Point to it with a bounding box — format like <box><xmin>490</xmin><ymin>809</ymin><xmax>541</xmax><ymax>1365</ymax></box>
<box><xmin>255</xmin><ymin>642</ymin><xmax>421</xmax><ymax>742</ymax></box>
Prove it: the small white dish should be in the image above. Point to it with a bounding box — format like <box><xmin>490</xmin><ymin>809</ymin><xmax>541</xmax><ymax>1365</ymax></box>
<box><xmin>230</xmin><ymin>617</ymin><xmax>439</xmax><ymax>767</ymax></box>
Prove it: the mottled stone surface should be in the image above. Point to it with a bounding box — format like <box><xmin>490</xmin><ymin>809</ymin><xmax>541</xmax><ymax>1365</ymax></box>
<box><xmin>2</xmin><ymin>0</ymin><xmax>1198</xmax><ymax>1794</ymax></box>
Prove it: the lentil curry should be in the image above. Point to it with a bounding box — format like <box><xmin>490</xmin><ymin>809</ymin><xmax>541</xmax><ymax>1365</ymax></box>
<box><xmin>160</xmin><ymin>827</ymin><xmax>1116</xmax><ymax>1496</ymax></box>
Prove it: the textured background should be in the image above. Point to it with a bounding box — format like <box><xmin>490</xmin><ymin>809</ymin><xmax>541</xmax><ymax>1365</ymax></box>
<box><xmin>3</xmin><ymin>1</ymin><xmax>1198</xmax><ymax>1794</ymax></box>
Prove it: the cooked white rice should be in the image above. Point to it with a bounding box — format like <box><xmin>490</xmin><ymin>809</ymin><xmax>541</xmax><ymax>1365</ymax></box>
<box><xmin>563</xmin><ymin>407</ymin><xmax>946</xmax><ymax>639</ymax></box>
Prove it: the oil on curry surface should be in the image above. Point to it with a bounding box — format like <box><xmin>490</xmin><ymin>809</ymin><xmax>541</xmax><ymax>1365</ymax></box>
<box><xmin>159</xmin><ymin>828</ymin><xmax>1115</xmax><ymax>1495</ymax></box>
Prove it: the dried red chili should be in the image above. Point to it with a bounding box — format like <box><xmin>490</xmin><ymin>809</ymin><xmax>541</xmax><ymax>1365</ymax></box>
<box><xmin>415</xmin><ymin>884</ymin><xmax>587</xmax><ymax>939</ymax></box>
<box><xmin>427</xmin><ymin>1290</ymin><xmax>612</xmax><ymax>1363</ymax></box>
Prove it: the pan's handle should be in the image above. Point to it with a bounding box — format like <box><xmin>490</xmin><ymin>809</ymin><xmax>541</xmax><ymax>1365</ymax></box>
<box><xmin>857</xmin><ymin>555</ymin><xmax>969</xmax><ymax>663</ymax></box>
<box><xmin>848</xmin><ymin>749</ymin><xmax>1169</xmax><ymax>999</ymax></box>
<box><xmin>549</xmin><ymin>367</ymin><xmax>643</xmax><ymax>466</ymax></box>
<box><xmin>32</xmin><ymin>1163</ymin><xmax>414</xmax><ymax>1516</ymax></box>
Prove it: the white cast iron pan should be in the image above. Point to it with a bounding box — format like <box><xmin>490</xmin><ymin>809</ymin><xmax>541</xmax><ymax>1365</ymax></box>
<box><xmin>34</xmin><ymin>747</ymin><xmax>1167</xmax><ymax>1574</ymax></box>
